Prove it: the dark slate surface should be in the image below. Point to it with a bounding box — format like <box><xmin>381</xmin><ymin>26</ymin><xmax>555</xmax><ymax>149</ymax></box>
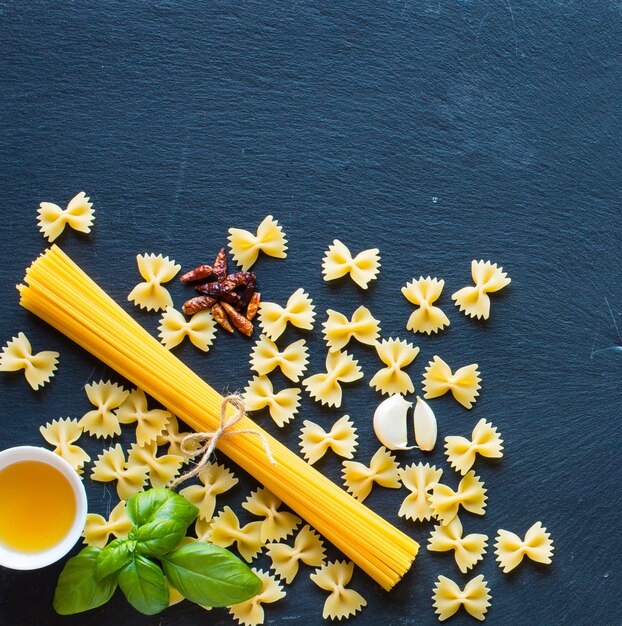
<box><xmin>1</xmin><ymin>1</ymin><xmax>621</xmax><ymax>624</ymax></box>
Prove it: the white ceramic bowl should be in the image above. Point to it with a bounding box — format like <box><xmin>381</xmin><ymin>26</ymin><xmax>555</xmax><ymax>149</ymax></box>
<box><xmin>0</xmin><ymin>446</ymin><xmax>87</xmax><ymax>570</ymax></box>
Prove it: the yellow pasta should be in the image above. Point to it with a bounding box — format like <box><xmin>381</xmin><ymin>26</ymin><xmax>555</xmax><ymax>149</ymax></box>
<box><xmin>303</xmin><ymin>349</ymin><xmax>363</xmax><ymax>408</ymax></box>
<box><xmin>265</xmin><ymin>525</ymin><xmax>326</xmax><ymax>584</ymax></box>
<box><xmin>0</xmin><ymin>332</ymin><xmax>59</xmax><ymax>390</ymax></box>
<box><xmin>39</xmin><ymin>418</ymin><xmax>90</xmax><ymax>472</ymax></box>
<box><xmin>228</xmin><ymin>215</ymin><xmax>288</xmax><ymax>271</ymax></box>
<box><xmin>79</xmin><ymin>380</ymin><xmax>129</xmax><ymax>438</ymax></box>
<box><xmin>82</xmin><ymin>501</ymin><xmax>133</xmax><ymax>548</ymax></box>
<box><xmin>156</xmin><ymin>414</ymin><xmax>199</xmax><ymax>461</ymax></box>
<box><xmin>369</xmin><ymin>338</ymin><xmax>420</xmax><ymax>396</ymax></box>
<box><xmin>208</xmin><ymin>506</ymin><xmax>264</xmax><ymax>563</ymax></box>
<box><xmin>179</xmin><ymin>462</ymin><xmax>238</xmax><ymax>522</ymax></box>
<box><xmin>310</xmin><ymin>560</ymin><xmax>367</xmax><ymax>620</ymax></box>
<box><xmin>249</xmin><ymin>335</ymin><xmax>308</xmax><ymax>382</ymax></box>
<box><xmin>452</xmin><ymin>260</ymin><xmax>511</xmax><ymax>320</ymax></box>
<box><xmin>428</xmin><ymin>517</ymin><xmax>488</xmax><ymax>573</ymax></box>
<box><xmin>228</xmin><ymin>569</ymin><xmax>286</xmax><ymax>626</ymax></box>
<box><xmin>322</xmin><ymin>239</ymin><xmax>380</xmax><ymax>289</ymax></box>
<box><xmin>299</xmin><ymin>415</ymin><xmax>358</xmax><ymax>465</ymax></box>
<box><xmin>244</xmin><ymin>376</ymin><xmax>301</xmax><ymax>427</ymax></box>
<box><xmin>242</xmin><ymin>488</ymin><xmax>302</xmax><ymax>543</ymax></box>
<box><xmin>398</xmin><ymin>463</ymin><xmax>443</xmax><ymax>523</ymax></box>
<box><xmin>258</xmin><ymin>288</ymin><xmax>316</xmax><ymax>341</ymax></box>
<box><xmin>432</xmin><ymin>574</ymin><xmax>491</xmax><ymax>622</ymax></box>
<box><xmin>91</xmin><ymin>444</ymin><xmax>148</xmax><ymax>500</ymax></box>
<box><xmin>115</xmin><ymin>388</ymin><xmax>172</xmax><ymax>447</ymax></box>
<box><xmin>342</xmin><ymin>447</ymin><xmax>401</xmax><ymax>502</ymax></box>
<box><xmin>37</xmin><ymin>191</ymin><xmax>95</xmax><ymax>242</ymax></box>
<box><xmin>494</xmin><ymin>521</ymin><xmax>554</xmax><ymax>573</ymax></box>
<box><xmin>445</xmin><ymin>419</ymin><xmax>503</xmax><ymax>475</ymax></box>
<box><xmin>422</xmin><ymin>355</ymin><xmax>481</xmax><ymax>409</ymax></box>
<box><xmin>158</xmin><ymin>307</ymin><xmax>217</xmax><ymax>352</ymax></box>
<box><xmin>127</xmin><ymin>441</ymin><xmax>184</xmax><ymax>488</ymax></box>
<box><xmin>401</xmin><ymin>277</ymin><xmax>450</xmax><ymax>335</ymax></box>
<box><xmin>127</xmin><ymin>253</ymin><xmax>181</xmax><ymax>312</ymax></box>
<box><xmin>322</xmin><ymin>305</ymin><xmax>381</xmax><ymax>352</ymax></box>
<box><xmin>428</xmin><ymin>471</ymin><xmax>487</xmax><ymax>526</ymax></box>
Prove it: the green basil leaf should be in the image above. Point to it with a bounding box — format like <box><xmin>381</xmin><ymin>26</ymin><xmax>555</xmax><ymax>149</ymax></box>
<box><xmin>118</xmin><ymin>555</ymin><xmax>169</xmax><ymax>616</ymax></box>
<box><xmin>53</xmin><ymin>547</ymin><xmax>118</xmax><ymax>615</ymax></box>
<box><xmin>127</xmin><ymin>488</ymin><xmax>198</xmax><ymax>529</ymax></box>
<box><xmin>162</xmin><ymin>543</ymin><xmax>262</xmax><ymax>607</ymax></box>
<box><xmin>132</xmin><ymin>518</ymin><xmax>188</xmax><ymax>557</ymax></box>
<box><xmin>95</xmin><ymin>538</ymin><xmax>136</xmax><ymax>581</ymax></box>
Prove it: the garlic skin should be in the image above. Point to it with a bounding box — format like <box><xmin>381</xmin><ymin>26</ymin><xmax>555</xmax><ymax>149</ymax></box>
<box><xmin>413</xmin><ymin>396</ymin><xmax>437</xmax><ymax>451</ymax></box>
<box><xmin>373</xmin><ymin>394</ymin><xmax>414</xmax><ymax>450</ymax></box>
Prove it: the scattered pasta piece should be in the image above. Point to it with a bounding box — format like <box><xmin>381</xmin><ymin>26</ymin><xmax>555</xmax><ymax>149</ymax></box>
<box><xmin>0</xmin><ymin>332</ymin><xmax>59</xmax><ymax>390</ymax></box>
<box><xmin>310</xmin><ymin>560</ymin><xmax>367</xmax><ymax>620</ymax></box>
<box><xmin>115</xmin><ymin>388</ymin><xmax>172</xmax><ymax>447</ymax></box>
<box><xmin>266</xmin><ymin>525</ymin><xmax>326</xmax><ymax>584</ymax></box>
<box><xmin>342</xmin><ymin>447</ymin><xmax>401</xmax><ymax>502</ymax></box>
<box><xmin>37</xmin><ymin>191</ymin><xmax>94</xmax><ymax>242</ymax></box>
<box><xmin>91</xmin><ymin>444</ymin><xmax>148</xmax><ymax>500</ymax></box>
<box><xmin>39</xmin><ymin>418</ymin><xmax>90</xmax><ymax>472</ymax></box>
<box><xmin>452</xmin><ymin>260</ymin><xmax>511</xmax><ymax>320</ymax></box>
<box><xmin>322</xmin><ymin>239</ymin><xmax>380</xmax><ymax>289</ymax></box>
<box><xmin>495</xmin><ymin>522</ymin><xmax>554</xmax><ymax>573</ymax></box>
<box><xmin>127</xmin><ymin>253</ymin><xmax>181</xmax><ymax>312</ymax></box>
<box><xmin>194</xmin><ymin>517</ymin><xmax>211</xmax><ymax>542</ymax></box>
<box><xmin>158</xmin><ymin>307</ymin><xmax>217</xmax><ymax>352</ymax></box>
<box><xmin>299</xmin><ymin>415</ymin><xmax>358</xmax><ymax>465</ymax></box>
<box><xmin>82</xmin><ymin>501</ymin><xmax>132</xmax><ymax>548</ymax></box>
<box><xmin>398</xmin><ymin>463</ymin><xmax>443</xmax><ymax>522</ymax></box>
<box><xmin>258</xmin><ymin>288</ymin><xmax>315</xmax><ymax>341</ymax></box>
<box><xmin>179</xmin><ymin>462</ymin><xmax>238</xmax><ymax>522</ymax></box>
<box><xmin>228</xmin><ymin>215</ymin><xmax>288</xmax><ymax>271</ymax></box>
<box><xmin>369</xmin><ymin>338</ymin><xmax>420</xmax><ymax>396</ymax></box>
<box><xmin>428</xmin><ymin>517</ymin><xmax>488</xmax><ymax>573</ymax></box>
<box><xmin>432</xmin><ymin>574</ymin><xmax>491</xmax><ymax>622</ymax></box>
<box><xmin>303</xmin><ymin>350</ymin><xmax>363</xmax><ymax>408</ymax></box>
<box><xmin>422</xmin><ymin>355</ymin><xmax>481</xmax><ymax>409</ymax></box>
<box><xmin>401</xmin><ymin>277</ymin><xmax>450</xmax><ymax>335</ymax></box>
<box><xmin>244</xmin><ymin>376</ymin><xmax>301</xmax><ymax>427</ymax></box>
<box><xmin>445</xmin><ymin>419</ymin><xmax>504</xmax><ymax>475</ymax></box>
<box><xmin>156</xmin><ymin>414</ymin><xmax>199</xmax><ymax>460</ymax></box>
<box><xmin>79</xmin><ymin>380</ymin><xmax>129</xmax><ymax>439</ymax></box>
<box><xmin>249</xmin><ymin>335</ymin><xmax>308</xmax><ymax>382</ymax></box>
<box><xmin>167</xmin><ymin>580</ymin><xmax>185</xmax><ymax>607</ymax></box>
<box><xmin>242</xmin><ymin>488</ymin><xmax>301</xmax><ymax>543</ymax></box>
<box><xmin>322</xmin><ymin>306</ymin><xmax>381</xmax><ymax>352</ymax></box>
<box><xmin>127</xmin><ymin>441</ymin><xmax>184</xmax><ymax>488</ymax></box>
<box><xmin>229</xmin><ymin>569</ymin><xmax>286</xmax><ymax>626</ymax></box>
<box><xmin>429</xmin><ymin>470</ymin><xmax>487</xmax><ymax>526</ymax></box>
<box><xmin>208</xmin><ymin>506</ymin><xmax>264</xmax><ymax>562</ymax></box>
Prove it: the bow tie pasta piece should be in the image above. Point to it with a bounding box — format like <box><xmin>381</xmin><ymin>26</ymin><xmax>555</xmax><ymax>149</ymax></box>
<box><xmin>127</xmin><ymin>253</ymin><xmax>181</xmax><ymax>312</ymax></box>
<box><xmin>266</xmin><ymin>525</ymin><xmax>326</xmax><ymax>584</ymax></box>
<box><xmin>37</xmin><ymin>191</ymin><xmax>95</xmax><ymax>242</ymax></box>
<box><xmin>322</xmin><ymin>239</ymin><xmax>380</xmax><ymax>289</ymax></box>
<box><xmin>258</xmin><ymin>288</ymin><xmax>316</xmax><ymax>341</ymax></box>
<box><xmin>429</xmin><ymin>470</ymin><xmax>487</xmax><ymax>526</ymax></box>
<box><xmin>158</xmin><ymin>307</ymin><xmax>217</xmax><ymax>352</ymax></box>
<box><xmin>342</xmin><ymin>446</ymin><xmax>401</xmax><ymax>502</ymax></box>
<box><xmin>432</xmin><ymin>574</ymin><xmax>491</xmax><ymax>622</ymax></box>
<box><xmin>207</xmin><ymin>506</ymin><xmax>264</xmax><ymax>563</ymax></box>
<box><xmin>369</xmin><ymin>338</ymin><xmax>420</xmax><ymax>396</ymax></box>
<box><xmin>228</xmin><ymin>215</ymin><xmax>288</xmax><ymax>271</ymax></box>
<box><xmin>428</xmin><ymin>517</ymin><xmax>488</xmax><ymax>573</ymax></box>
<box><xmin>299</xmin><ymin>415</ymin><xmax>358</xmax><ymax>465</ymax></box>
<box><xmin>228</xmin><ymin>569</ymin><xmax>286</xmax><ymax>626</ymax></box>
<box><xmin>82</xmin><ymin>501</ymin><xmax>133</xmax><ymax>548</ymax></box>
<box><xmin>91</xmin><ymin>444</ymin><xmax>148</xmax><ymax>500</ymax></box>
<box><xmin>242</xmin><ymin>488</ymin><xmax>302</xmax><ymax>543</ymax></box>
<box><xmin>127</xmin><ymin>441</ymin><xmax>184</xmax><ymax>488</ymax></box>
<box><xmin>310</xmin><ymin>560</ymin><xmax>367</xmax><ymax>620</ymax></box>
<box><xmin>156</xmin><ymin>414</ymin><xmax>200</xmax><ymax>461</ymax></box>
<box><xmin>249</xmin><ymin>335</ymin><xmax>308</xmax><ymax>383</ymax></box>
<box><xmin>495</xmin><ymin>521</ymin><xmax>554</xmax><ymax>573</ymax></box>
<box><xmin>115</xmin><ymin>388</ymin><xmax>172</xmax><ymax>447</ymax></box>
<box><xmin>39</xmin><ymin>418</ymin><xmax>90</xmax><ymax>472</ymax></box>
<box><xmin>401</xmin><ymin>277</ymin><xmax>450</xmax><ymax>335</ymax></box>
<box><xmin>0</xmin><ymin>332</ymin><xmax>59</xmax><ymax>390</ymax></box>
<box><xmin>179</xmin><ymin>462</ymin><xmax>238</xmax><ymax>522</ymax></box>
<box><xmin>422</xmin><ymin>355</ymin><xmax>481</xmax><ymax>409</ymax></box>
<box><xmin>244</xmin><ymin>376</ymin><xmax>301</xmax><ymax>427</ymax></box>
<box><xmin>303</xmin><ymin>350</ymin><xmax>363</xmax><ymax>408</ymax></box>
<box><xmin>445</xmin><ymin>419</ymin><xmax>504</xmax><ymax>475</ymax></box>
<box><xmin>398</xmin><ymin>463</ymin><xmax>443</xmax><ymax>522</ymax></box>
<box><xmin>79</xmin><ymin>380</ymin><xmax>129</xmax><ymax>438</ymax></box>
<box><xmin>322</xmin><ymin>305</ymin><xmax>381</xmax><ymax>352</ymax></box>
<box><xmin>452</xmin><ymin>260</ymin><xmax>511</xmax><ymax>320</ymax></box>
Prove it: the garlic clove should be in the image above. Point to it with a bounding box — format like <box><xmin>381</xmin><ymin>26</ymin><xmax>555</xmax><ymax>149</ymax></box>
<box><xmin>413</xmin><ymin>396</ymin><xmax>437</xmax><ymax>451</ymax></box>
<box><xmin>373</xmin><ymin>394</ymin><xmax>414</xmax><ymax>450</ymax></box>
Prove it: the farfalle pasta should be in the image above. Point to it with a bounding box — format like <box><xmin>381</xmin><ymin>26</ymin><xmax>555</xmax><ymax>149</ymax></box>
<box><xmin>299</xmin><ymin>415</ymin><xmax>358</xmax><ymax>465</ymax></box>
<box><xmin>127</xmin><ymin>253</ymin><xmax>181</xmax><ymax>312</ymax></box>
<box><xmin>310</xmin><ymin>560</ymin><xmax>367</xmax><ymax>620</ymax></box>
<box><xmin>82</xmin><ymin>501</ymin><xmax>132</xmax><ymax>548</ymax></box>
<box><xmin>369</xmin><ymin>338</ymin><xmax>420</xmax><ymax>396</ymax></box>
<box><xmin>401</xmin><ymin>276</ymin><xmax>450</xmax><ymax>335</ymax></box>
<box><xmin>422</xmin><ymin>355</ymin><xmax>481</xmax><ymax>409</ymax></box>
<box><xmin>228</xmin><ymin>215</ymin><xmax>288</xmax><ymax>271</ymax></box>
<box><xmin>428</xmin><ymin>470</ymin><xmax>487</xmax><ymax>526</ymax></box>
<box><xmin>428</xmin><ymin>517</ymin><xmax>488</xmax><ymax>573</ymax></box>
<box><xmin>208</xmin><ymin>506</ymin><xmax>264</xmax><ymax>563</ymax></box>
<box><xmin>156</xmin><ymin>414</ymin><xmax>199</xmax><ymax>460</ymax></box>
<box><xmin>158</xmin><ymin>307</ymin><xmax>217</xmax><ymax>352</ymax></box>
<box><xmin>322</xmin><ymin>305</ymin><xmax>381</xmax><ymax>352</ymax></box>
<box><xmin>115</xmin><ymin>388</ymin><xmax>172</xmax><ymax>447</ymax></box>
<box><xmin>265</xmin><ymin>525</ymin><xmax>326</xmax><ymax>584</ymax></box>
<box><xmin>91</xmin><ymin>444</ymin><xmax>148</xmax><ymax>500</ymax></box>
<box><xmin>39</xmin><ymin>418</ymin><xmax>90</xmax><ymax>472</ymax></box>
<box><xmin>342</xmin><ymin>446</ymin><xmax>401</xmax><ymax>502</ymax></box>
<box><xmin>398</xmin><ymin>463</ymin><xmax>443</xmax><ymax>523</ymax></box>
<box><xmin>249</xmin><ymin>335</ymin><xmax>308</xmax><ymax>382</ymax></box>
<box><xmin>303</xmin><ymin>349</ymin><xmax>363</xmax><ymax>408</ymax></box>
<box><xmin>79</xmin><ymin>380</ymin><xmax>129</xmax><ymax>438</ymax></box>
<box><xmin>179</xmin><ymin>462</ymin><xmax>238</xmax><ymax>522</ymax></box>
<box><xmin>258</xmin><ymin>288</ymin><xmax>315</xmax><ymax>341</ymax></box>
<box><xmin>452</xmin><ymin>260</ymin><xmax>511</xmax><ymax>320</ymax></box>
<box><xmin>242</xmin><ymin>488</ymin><xmax>301</xmax><ymax>543</ymax></box>
<box><xmin>228</xmin><ymin>569</ymin><xmax>286</xmax><ymax>626</ymax></box>
<box><xmin>244</xmin><ymin>375</ymin><xmax>301</xmax><ymax>427</ymax></box>
<box><xmin>0</xmin><ymin>332</ymin><xmax>59</xmax><ymax>390</ymax></box>
<box><xmin>127</xmin><ymin>441</ymin><xmax>184</xmax><ymax>488</ymax></box>
<box><xmin>445</xmin><ymin>419</ymin><xmax>503</xmax><ymax>475</ymax></box>
<box><xmin>322</xmin><ymin>239</ymin><xmax>380</xmax><ymax>289</ymax></box>
<box><xmin>495</xmin><ymin>521</ymin><xmax>554</xmax><ymax>573</ymax></box>
<box><xmin>37</xmin><ymin>191</ymin><xmax>95</xmax><ymax>242</ymax></box>
<box><xmin>433</xmin><ymin>574</ymin><xmax>491</xmax><ymax>622</ymax></box>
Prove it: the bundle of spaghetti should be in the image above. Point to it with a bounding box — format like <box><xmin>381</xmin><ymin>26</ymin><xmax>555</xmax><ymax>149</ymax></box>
<box><xmin>18</xmin><ymin>246</ymin><xmax>418</xmax><ymax>591</ymax></box>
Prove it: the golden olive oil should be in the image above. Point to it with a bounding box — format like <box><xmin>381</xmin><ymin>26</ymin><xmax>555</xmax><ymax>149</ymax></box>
<box><xmin>0</xmin><ymin>460</ymin><xmax>76</xmax><ymax>553</ymax></box>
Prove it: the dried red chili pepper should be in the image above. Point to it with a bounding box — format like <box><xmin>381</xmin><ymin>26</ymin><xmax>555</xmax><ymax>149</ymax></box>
<box><xmin>182</xmin><ymin>294</ymin><xmax>216</xmax><ymax>315</ymax></box>
<box><xmin>220</xmin><ymin>291</ymin><xmax>242</xmax><ymax>310</ymax></box>
<box><xmin>212</xmin><ymin>302</ymin><xmax>234</xmax><ymax>333</ymax></box>
<box><xmin>180</xmin><ymin>264</ymin><xmax>213</xmax><ymax>283</ymax></box>
<box><xmin>213</xmin><ymin>248</ymin><xmax>228</xmax><ymax>282</ymax></box>
<box><xmin>221</xmin><ymin>302</ymin><xmax>253</xmax><ymax>336</ymax></box>
<box><xmin>196</xmin><ymin>280</ymin><xmax>236</xmax><ymax>297</ymax></box>
<box><xmin>246</xmin><ymin>292</ymin><xmax>261</xmax><ymax>321</ymax></box>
